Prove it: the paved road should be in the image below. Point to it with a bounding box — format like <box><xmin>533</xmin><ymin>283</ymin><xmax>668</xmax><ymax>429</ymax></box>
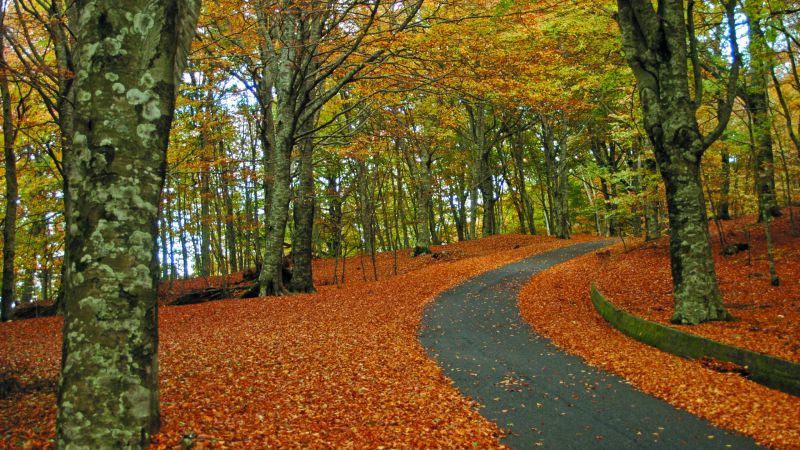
<box><xmin>419</xmin><ymin>241</ymin><xmax>760</xmax><ymax>449</ymax></box>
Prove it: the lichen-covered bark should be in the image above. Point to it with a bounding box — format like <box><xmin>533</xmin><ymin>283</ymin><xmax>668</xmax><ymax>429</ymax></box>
<box><xmin>259</xmin><ymin>112</ymin><xmax>294</xmax><ymax>296</ymax></box>
<box><xmin>616</xmin><ymin>0</ymin><xmax>734</xmax><ymax>324</ymax></box>
<box><xmin>57</xmin><ymin>1</ymin><xmax>199</xmax><ymax>448</ymax></box>
<box><xmin>661</xmin><ymin>151</ymin><xmax>727</xmax><ymax>323</ymax></box>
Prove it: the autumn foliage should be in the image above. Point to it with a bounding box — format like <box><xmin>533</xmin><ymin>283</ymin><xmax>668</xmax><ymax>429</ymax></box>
<box><xmin>1</xmin><ymin>235</ymin><xmax>594</xmax><ymax>448</ymax></box>
<box><xmin>519</xmin><ymin>210</ymin><xmax>800</xmax><ymax>449</ymax></box>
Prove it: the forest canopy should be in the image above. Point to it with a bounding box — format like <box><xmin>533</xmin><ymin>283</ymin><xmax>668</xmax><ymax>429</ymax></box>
<box><xmin>0</xmin><ymin>0</ymin><xmax>797</xmax><ymax>317</ymax></box>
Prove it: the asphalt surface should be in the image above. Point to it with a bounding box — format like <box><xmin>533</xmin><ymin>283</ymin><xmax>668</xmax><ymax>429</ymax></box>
<box><xmin>419</xmin><ymin>240</ymin><xmax>760</xmax><ymax>449</ymax></box>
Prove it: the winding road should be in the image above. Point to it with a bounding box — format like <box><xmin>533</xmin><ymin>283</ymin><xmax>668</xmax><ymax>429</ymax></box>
<box><xmin>419</xmin><ymin>240</ymin><xmax>760</xmax><ymax>449</ymax></box>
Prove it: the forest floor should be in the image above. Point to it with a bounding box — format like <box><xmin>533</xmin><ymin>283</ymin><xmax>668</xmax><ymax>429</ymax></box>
<box><xmin>519</xmin><ymin>208</ymin><xmax>800</xmax><ymax>449</ymax></box>
<box><xmin>2</xmin><ymin>212</ymin><xmax>798</xmax><ymax>448</ymax></box>
<box><xmin>0</xmin><ymin>234</ymin><xmax>596</xmax><ymax>448</ymax></box>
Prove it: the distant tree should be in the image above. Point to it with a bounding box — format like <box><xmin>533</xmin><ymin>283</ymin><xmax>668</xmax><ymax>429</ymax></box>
<box><xmin>56</xmin><ymin>1</ymin><xmax>200</xmax><ymax>448</ymax></box>
<box><xmin>1</xmin><ymin>1</ymin><xmax>21</xmax><ymax>321</ymax></box>
<box><xmin>742</xmin><ymin>0</ymin><xmax>780</xmax><ymax>219</ymax></box>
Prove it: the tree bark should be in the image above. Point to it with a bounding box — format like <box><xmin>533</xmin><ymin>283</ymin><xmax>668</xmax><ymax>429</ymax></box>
<box><xmin>542</xmin><ymin>122</ymin><xmax>570</xmax><ymax>239</ymax></box>
<box><xmin>1</xmin><ymin>6</ymin><xmax>18</xmax><ymax>321</ymax></box>
<box><xmin>717</xmin><ymin>150</ymin><xmax>731</xmax><ymax>220</ymax></box>
<box><xmin>56</xmin><ymin>1</ymin><xmax>199</xmax><ymax>447</ymax></box>
<box><xmin>744</xmin><ymin>0</ymin><xmax>780</xmax><ymax>220</ymax></box>
<box><xmin>290</xmin><ymin>118</ymin><xmax>317</xmax><ymax>293</ymax></box>
<box><xmin>644</xmin><ymin>159</ymin><xmax>662</xmax><ymax>241</ymax></box>
<box><xmin>617</xmin><ymin>0</ymin><xmax>736</xmax><ymax>324</ymax></box>
<box><xmin>510</xmin><ymin>132</ymin><xmax>536</xmax><ymax>235</ymax></box>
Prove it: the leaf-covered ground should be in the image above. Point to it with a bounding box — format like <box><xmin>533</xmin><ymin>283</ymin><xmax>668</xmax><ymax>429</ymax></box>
<box><xmin>519</xmin><ymin>211</ymin><xmax>800</xmax><ymax>449</ymax></box>
<box><xmin>1</xmin><ymin>235</ymin><xmax>594</xmax><ymax>448</ymax></box>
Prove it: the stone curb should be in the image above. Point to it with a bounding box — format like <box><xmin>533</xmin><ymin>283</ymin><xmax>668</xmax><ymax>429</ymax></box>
<box><xmin>590</xmin><ymin>283</ymin><xmax>800</xmax><ymax>396</ymax></box>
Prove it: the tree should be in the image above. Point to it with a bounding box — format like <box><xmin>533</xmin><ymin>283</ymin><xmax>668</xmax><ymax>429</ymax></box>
<box><xmin>615</xmin><ymin>0</ymin><xmax>740</xmax><ymax>324</ymax></box>
<box><xmin>6</xmin><ymin>0</ymin><xmax>78</xmax><ymax>311</ymax></box>
<box><xmin>56</xmin><ymin>1</ymin><xmax>200</xmax><ymax>447</ymax></box>
<box><xmin>256</xmin><ymin>0</ymin><xmax>423</xmax><ymax>295</ymax></box>
<box><xmin>742</xmin><ymin>0</ymin><xmax>781</xmax><ymax>219</ymax></box>
<box><xmin>1</xmin><ymin>0</ymin><xmax>21</xmax><ymax>321</ymax></box>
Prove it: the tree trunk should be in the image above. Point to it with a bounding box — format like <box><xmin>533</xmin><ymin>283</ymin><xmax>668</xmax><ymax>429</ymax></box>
<box><xmin>258</xmin><ymin>15</ymin><xmax>303</xmax><ymax>296</ymax></box>
<box><xmin>617</xmin><ymin>0</ymin><xmax>736</xmax><ymax>324</ymax></box>
<box><xmin>326</xmin><ymin>173</ymin><xmax>343</xmax><ymax>284</ymax></box>
<box><xmin>179</xmin><ymin>190</ymin><xmax>190</xmax><ymax>277</ymax></box>
<box><xmin>543</xmin><ymin>124</ymin><xmax>570</xmax><ymax>239</ymax></box>
<box><xmin>200</xmin><ymin>167</ymin><xmax>211</xmax><ymax>276</ymax></box>
<box><xmin>57</xmin><ymin>1</ymin><xmax>199</xmax><ymax>447</ymax></box>
<box><xmin>644</xmin><ymin>159</ymin><xmax>662</xmax><ymax>241</ymax></box>
<box><xmin>1</xmin><ymin>7</ymin><xmax>18</xmax><ymax>321</ymax></box>
<box><xmin>396</xmin><ymin>166</ymin><xmax>411</xmax><ymax>248</ymax></box>
<box><xmin>290</xmin><ymin>120</ymin><xmax>316</xmax><ymax>293</ymax></box>
<box><xmin>221</xmin><ymin>158</ymin><xmax>238</xmax><ymax>273</ymax></box>
<box><xmin>259</xmin><ymin>123</ymin><xmax>293</xmax><ymax>295</ymax></box>
<box><xmin>510</xmin><ymin>133</ymin><xmax>536</xmax><ymax>234</ymax></box>
<box><xmin>478</xmin><ymin>149</ymin><xmax>496</xmax><ymax>237</ymax></box>
<box><xmin>166</xmin><ymin>189</ymin><xmax>177</xmax><ymax>280</ymax></box>
<box><xmin>47</xmin><ymin>0</ymin><xmax>76</xmax><ymax>315</ymax></box>
<box><xmin>717</xmin><ymin>150</ymin><xmax>731</xmax><ymax>220</ymax></box>
<box><xmin>415</xmin><ymin>160</ymin><xmax>434</xmax><ymax>253</ymax></box>
<box><xmin>744</xmin><ymin>2</ymin><xmax>780</xmax><ymax>220</ymax></box>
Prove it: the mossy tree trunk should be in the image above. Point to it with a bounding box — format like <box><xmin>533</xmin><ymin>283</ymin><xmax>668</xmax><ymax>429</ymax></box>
<box><xmin>259</xmin><ymin>114</ymin><xmax>295</xmax><ymax>296</ymax></box>
<box><xmin>616</xmin><ymin>0</ymin><xmax>739</xmax><ymax>324</ymax></box>
<box><xmin>56</xmin><ymin>1</ymin><xmax>199</xmax><ymax>448</ymax></box>
<box><xmin>290</xmin><ymin>116</ymin><xmax>317</xmax><ymax>293</ymax></box>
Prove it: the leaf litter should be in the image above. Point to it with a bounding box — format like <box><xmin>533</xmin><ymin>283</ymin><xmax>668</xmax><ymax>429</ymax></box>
<box><xmin>1</xmin><ymin>235</ymin><xmax>593</xmax><ymax>448</ymax></box>
<box><xmin>519</xmin><ymin>211</ymin><xmax>800</xmax><ymax>449</ymax></box>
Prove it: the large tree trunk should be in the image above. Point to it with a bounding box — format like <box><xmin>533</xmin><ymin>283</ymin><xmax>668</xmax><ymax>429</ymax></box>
<box><xmin>259</xmin><ymin>121</ymin><xmax>294</xmax><ymax>295</ymax></box>
<box><xmin>290</xmin><ymin>121</ymin><xmax>316</xmax><ymax>293</ymax></box>
<box><xmin>617</xmin><ymin>0</ymin><xmax>736</xmax><ymax>324</ymax></box>
<box><xmin>661</xmin><ymin>155</ymin><xmax>727</xmax><ymax>323</ymax></box>
<box><xmin>57</xmin><ymin>1</ymin><xmax>199</xmax><ymax>447</ymax></box>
